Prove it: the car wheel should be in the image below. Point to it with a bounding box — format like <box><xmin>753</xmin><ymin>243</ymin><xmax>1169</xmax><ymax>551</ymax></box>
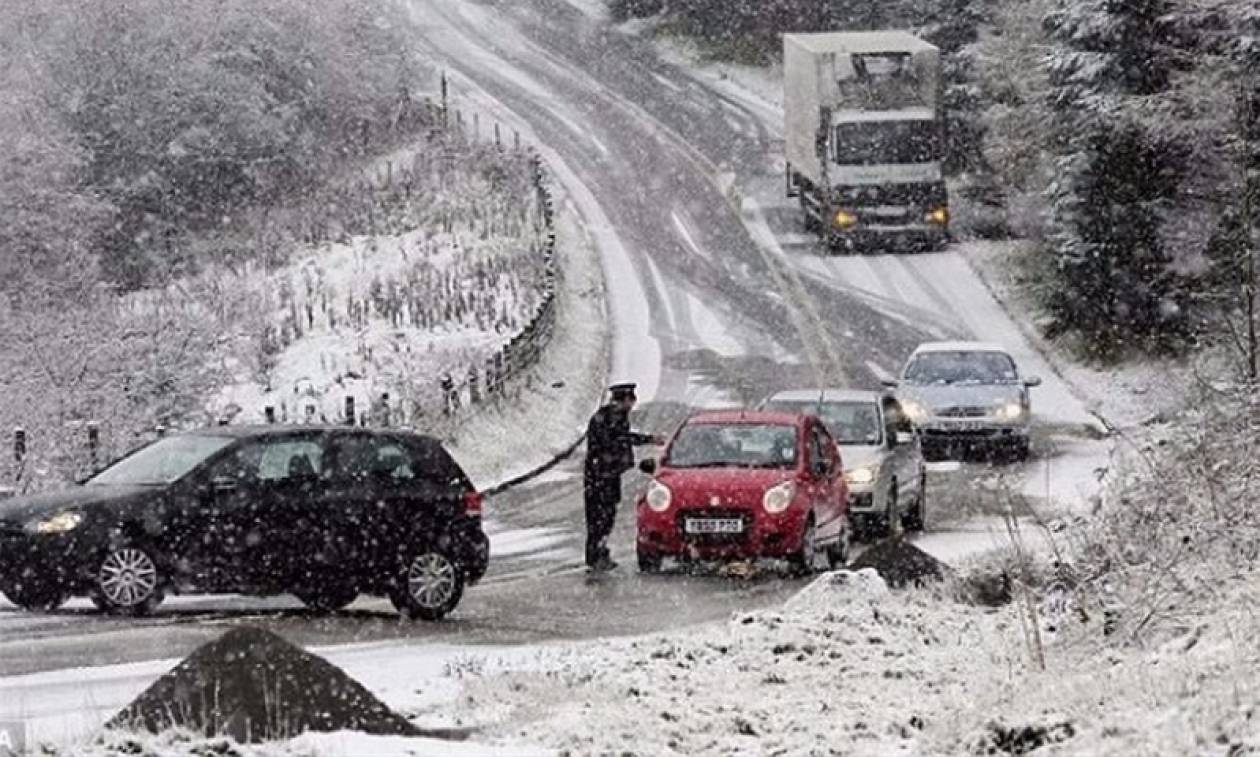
<box><xmin>878</xmin><ymin>482</ymin><xmax>899</xmax><ymax>539</ymax></box>
<box><xmin>93</xmin><ymin>543</ymin><xmax>165</xmax><ymax>616</ymax></box>
<box><xmin>3</xmin><ymin>582</ymin><xmax>68</xmax><ymax>612</ymax></box>
<box><xmin>826</xmin><ymin>518</ymin><xmax>852</xmax><ymax>569</ymax></box>
<box><xmin>294</xmin><ymin>585</ymin><xmax>358</xmax><ymax>614</ymax></box>
<box><xmin>391</xmin><ymin>547</ymin><xmax>465</xmax><ymax>621</ymax></box>
<box><xmin>1011</xmin><ymin>438</ymin><xmax>1031</xmax><ymax>462</ymax></box>
<box><xmin>637</xmin><ymin>549</ymin><xmax>663</xmax><ymax>574</ymax></box>
<box><xmin>788</xmin><ymin>517</ymin><xmax>822</xmax><ymax>577</ymax></box>
<box><xmin>903</xmin><ymin>470</ymin><xmax>927</xmax><ymax>533</ymax></box>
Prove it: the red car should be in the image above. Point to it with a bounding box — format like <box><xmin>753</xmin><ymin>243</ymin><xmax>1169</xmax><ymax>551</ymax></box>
<box><xmin>635</xmin><ymin>411</ymin><xmax>852</xmax><ymax>574</ymax></box>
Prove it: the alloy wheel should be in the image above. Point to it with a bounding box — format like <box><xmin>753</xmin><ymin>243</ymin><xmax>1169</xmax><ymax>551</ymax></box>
<box><xmin>407</xmin><ymin>553</ymin><xmax>458</xmax><ymax>610</ymax></box>
<box><xmin>98</xmin><ymin>548</ymin><xmax>159</xmax><ymax>609</ymax></box>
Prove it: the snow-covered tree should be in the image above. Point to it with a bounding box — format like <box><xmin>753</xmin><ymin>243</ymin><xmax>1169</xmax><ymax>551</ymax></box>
<box><xmin>1041</xmin><ymin>0</ymin><xmax>1192</xmax><ymax>354</ymax></box>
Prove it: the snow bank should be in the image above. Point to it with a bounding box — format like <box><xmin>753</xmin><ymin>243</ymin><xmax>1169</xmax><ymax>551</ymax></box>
<box><xmin>443</xmin><ymin>570</ymin><xmax>1018</xmax><ymax>756</ymax></box>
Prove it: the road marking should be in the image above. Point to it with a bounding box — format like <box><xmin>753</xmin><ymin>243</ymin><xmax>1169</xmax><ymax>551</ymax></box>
<box><xmin>670</xmin><ymin>209</ymin><xmax>708</xmax><ymax>259</ymax></box>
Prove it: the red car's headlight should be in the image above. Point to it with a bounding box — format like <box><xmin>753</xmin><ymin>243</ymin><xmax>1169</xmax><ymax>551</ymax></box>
<box><xmin>762</xmin><ymin>481</ymin><xmax>795</xmax><ymax>514</ymax></box>
<box><xmin>645</xmin><ymin>480</ymin><xmax>672</xmax><ymax>512</ymax></box>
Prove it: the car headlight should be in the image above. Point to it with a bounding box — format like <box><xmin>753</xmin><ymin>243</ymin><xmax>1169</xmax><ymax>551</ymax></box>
<box><xmin>645</xmin><ymin>480</ymin><xmax>672</xmax><ymax>512</ymax></box>
<box><xmin>995</xmin><ymin>401</ymin><xmax>1025</xmax><ymax>421</ymax></box>
<box><xmin>925</xmin><ymin>206</ymin><xmax>950</xmax><ymax>226</ymax></box>
<box><xmin>845</xmin><ymin>465</ymin><xmax>876</xmax><ymax>486</ymax></box>
<box><xmin>833</xmin><ymin>209</ymin><xmax>858</xmax><ymax>229</ymax></box>
<box><xmin>763</xmin><ymin>481</ymin><xmax>796</xmax><ymax>514</ymax></box>
<box><xmin>901</xmin><ymin>400</ymin><xmax>929</xmax><ymax>423</ymax></box>
<box><xmin>26</xmin><ymin>511</ymin><xmax>84</xmax><ymax>535</ymax></box>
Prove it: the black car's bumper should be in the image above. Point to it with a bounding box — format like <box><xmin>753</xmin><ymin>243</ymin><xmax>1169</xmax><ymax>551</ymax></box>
<box><xmin>445</xmin><ymin>518</ymin><xmax>490</xmax><ymax>585</ymax></box>
<box><xmin>0</xmin><ymin>524</ymin><xmax>101</xmax><ymax>596</ymax></box>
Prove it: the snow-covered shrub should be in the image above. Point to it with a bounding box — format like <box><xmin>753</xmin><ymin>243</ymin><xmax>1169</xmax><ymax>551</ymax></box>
<box><xmin>1058</xmin><ymin>385</ymin><xmax>1260</xmax><ymax>647</ymax></box>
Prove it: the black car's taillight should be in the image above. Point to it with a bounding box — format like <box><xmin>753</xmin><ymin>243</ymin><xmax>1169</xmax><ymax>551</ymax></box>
<box><xmin>464</xmin><ymin>490</ymin><xmax>484</xmax><ymax>518</ymax></box>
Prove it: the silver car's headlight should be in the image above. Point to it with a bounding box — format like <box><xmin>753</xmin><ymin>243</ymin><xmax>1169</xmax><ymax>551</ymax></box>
<box><xmin>901</xmin><ymin>400</ymin><xmax>929</xmax><ymax>423</ymax></box>
<box><xmin>844</xmin><ymin>465</ymin><xmax>877</xmax><ymax>485</ymax></box>
<box><xmin>995</xmin><ymin>401</ymin><xmax>1025</xmax><ymax>421</ymax></box>
<box><xmin>26</xmin><ymin>511</ymin><xmax>84</xmax><ymax>534</ymax></box>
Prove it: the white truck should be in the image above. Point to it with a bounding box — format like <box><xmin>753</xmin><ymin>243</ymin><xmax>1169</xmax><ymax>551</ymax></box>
<box><xmin>784</xmin><ymin>31</ymin><xmax>949</xmax><ymax>252</ymax></box>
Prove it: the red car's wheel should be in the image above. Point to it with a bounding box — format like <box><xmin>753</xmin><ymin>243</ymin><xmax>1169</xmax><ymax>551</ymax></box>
<box><xmin>787</xmin><ymin>517</ymin><xmax>821</xmax><ymax>577</ymax></box>
<box><xmin>637</xmin><ymin>549</ymin><xmax>663</xmax><ymax>573</ymax></box>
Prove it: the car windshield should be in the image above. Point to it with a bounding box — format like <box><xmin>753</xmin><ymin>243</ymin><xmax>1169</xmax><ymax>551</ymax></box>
<box><xmin>763</xmin><ymin>401</ymin><xmax>882</xmax><ymax>445</ymax></box>
<box><xmin>904</xmin><ymin>351</ymin><xmax>1019</xmax><ymax>385</ymax></box>
<box><xmin>86</xmin><ymin>435</ymin><xmax>235</xmax><ymax>486</ymax></box>
<box><xmin>666</xmin><ymin>423</ymin><xmax>798</xmax><ymax>469</ymax></box>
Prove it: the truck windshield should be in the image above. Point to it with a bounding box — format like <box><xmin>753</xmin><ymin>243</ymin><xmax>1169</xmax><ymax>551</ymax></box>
<box><xmin>836</xmin><ymin>53</ymin><xmax>927</xmax><ymax>110</ymax></box>
<box><xmin>834</xmin><ymin>120</ymin><xmax>940</xmax><ymax>165</ymax></box>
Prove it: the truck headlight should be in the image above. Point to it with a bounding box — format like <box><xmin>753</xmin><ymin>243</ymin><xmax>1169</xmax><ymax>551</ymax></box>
<box><xmin>645</xmin><ymin>481</ymin><xmax>672</xmax><ymax>512</ymax></box>
<box><xmin>996</xmin><ymin>401</ymin><xmax>1025</xmax><ymax>421</ymax></box>
<box><xmin>833</xmin><ymin>209</ymin><xmax>858</xmax><ymax>229</ymax></box>
<box><xmin>925</xmin><ymin>206</ymin><xmax>949</xmax><ymax>226</ymax></box>
<box><xmin>762</xmin><ymin>481</ymin><xmax>796</xmax><ymax>514</ymax></box>
<box><xmin>845</xmin><ymin>466</ymin><xmax>876</xmax><ymax>486</ymax></box>
<box><xmin>27</xmin><ymin>511</ymin><xmax>84</xmax><ymax>534</ymax></box>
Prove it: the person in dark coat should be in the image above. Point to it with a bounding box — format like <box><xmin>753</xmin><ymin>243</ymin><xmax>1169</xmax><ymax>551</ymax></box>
<box><xmin>583</xmin><ymin>383</ymin><xmax>662</xmax><ymax>571</ymax></box>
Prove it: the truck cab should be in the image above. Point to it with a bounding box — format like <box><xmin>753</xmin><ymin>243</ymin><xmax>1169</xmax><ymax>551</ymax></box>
<box><xmin>784</xmin><ymin>32</ymin><xmax>949</xmax><ymax>253</ymax></box>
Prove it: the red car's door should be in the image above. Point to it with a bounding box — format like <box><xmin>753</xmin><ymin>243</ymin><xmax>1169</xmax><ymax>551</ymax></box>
<box><xmin>806</xmin><ymin>421</ymin><xmax>845</xmax><ymax>544</ymax></box>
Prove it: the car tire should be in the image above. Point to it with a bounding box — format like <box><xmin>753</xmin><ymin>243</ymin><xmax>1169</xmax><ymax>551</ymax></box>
<box><xmin>877</xmin><ymin>482</ymin><xmax>899</xmax><ymax>539</ymax></box>
<box><xmin>826</xmin><ymin>518</ymin><xmax>852</xmax><ymax>569</ymax></box>
<box><xmin>3</xmin><ymin>582</ymin><xmax>68</xmax><ymax>612</ymax></box>
<box><xmin>1011</xmin><ymin>438</ymin><xmax>1031</xmax><ymax>462</ymax></box>
<box><xmin>902</xmin><ymin>470</ymin><xmax>927</xmax><ymax>533</ymax></box>
<box><xmin>294</xmin><ymin>585</ymin><xmax>358</xmax><ymax>614</ymax></box>
<box><xmin>788</xmin><ymin>517</ymin><xmax>821</xmax><ymax>577</ymax></box>
<box><xmin>92</xmin><ymin>542</ymin><xmax>165</xmax><ymax>616</ymax></box>
<box><xmin>391</xmin><ymin>546</ymin><xmax>465</xmax><ymax>621</ymax></box>
<box><xmin>637</xmin><ymin>549</ymin><xmax>663</xmax><ymax>574</ymax></box>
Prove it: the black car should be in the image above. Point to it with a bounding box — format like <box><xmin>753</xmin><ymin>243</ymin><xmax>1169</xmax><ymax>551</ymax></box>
<box><xmin>0</xmin><ymin>426</ymin><xmax>489</xmax><ymax>620</ymax></box>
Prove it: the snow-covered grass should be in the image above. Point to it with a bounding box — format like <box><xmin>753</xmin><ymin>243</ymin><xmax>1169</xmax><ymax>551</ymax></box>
<box><xmin>205</xmin><ymin>138</ymin><xmax>549</xmax><ymax>430</ymax></box>
<box><xmin>444</xmin><ymin>189</ymin><xmax>609</xmax><ymax>489</ymax></box>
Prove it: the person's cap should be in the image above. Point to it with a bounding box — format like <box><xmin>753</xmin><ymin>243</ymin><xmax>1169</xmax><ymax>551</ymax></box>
<box><xmin>609</xmin><ymin>382</ymin><xmax>637</xmax><ymax>400</ymax></box>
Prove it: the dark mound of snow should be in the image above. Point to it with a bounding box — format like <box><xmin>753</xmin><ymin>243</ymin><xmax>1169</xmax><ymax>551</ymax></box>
<box><xmin>848</xmin><ymin>537</ymin><xmax>949</xmax><ymax>588</ymax></box>
<box><xmin>107</xmin><ymin>626</ymin><xmax>420</xmax><ymax>742</ymax></box>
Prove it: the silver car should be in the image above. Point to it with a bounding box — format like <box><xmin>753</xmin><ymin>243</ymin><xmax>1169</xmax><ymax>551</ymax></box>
<box><xmin>885</xmin><ymin>341</ymin><xmax>1041</xmax><ymax>461</ymax></box>
<box><xmin>761</xmin><ymin>389</ymin><xmax>926</xmax><ymax>539</ymax></box>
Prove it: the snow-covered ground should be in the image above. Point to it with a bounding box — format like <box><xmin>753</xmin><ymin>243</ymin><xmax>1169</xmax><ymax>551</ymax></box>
<box><xmin>206</xmin><ymin>146</ymin><xmax>548</xmax><ymax>430</ymax></box>
<box><xmin>0</xmin><ymin>571</ymin><xmax>1028</xmax><ymax>756</ymax></box>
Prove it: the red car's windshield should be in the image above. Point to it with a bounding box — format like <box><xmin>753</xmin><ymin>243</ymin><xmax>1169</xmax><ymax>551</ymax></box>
<box><xmin>665</xmin><ymin>423</ymin><xmax>798</xmax><ymax>469</ymax></box>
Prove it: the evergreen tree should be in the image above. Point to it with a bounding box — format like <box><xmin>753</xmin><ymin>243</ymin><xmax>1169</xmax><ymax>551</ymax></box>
<box><xmin>1042</xmin><ymin>0</ymin><xmax>1189</xmax><ymax>354</ymax></box>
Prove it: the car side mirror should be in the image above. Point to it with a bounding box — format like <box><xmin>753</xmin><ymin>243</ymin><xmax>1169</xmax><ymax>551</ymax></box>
<box><xmin>881</xmin><ymin>378</ymin><xmax>899</xmax><ymax>388</ymax></box>
<box><xmin>638</xmin><ymin>458</ymin><xmax>657</xmax><ymax>475</ymax></box>
<box><xmin>810</xmin><ymin>459</ymin><xmax>829</xmax><ymax>478</ymax></box>
<box><xmin>1024</xmin><ymin>376</ymin><xmax>1042</xmax><ymax>388</ymax></box>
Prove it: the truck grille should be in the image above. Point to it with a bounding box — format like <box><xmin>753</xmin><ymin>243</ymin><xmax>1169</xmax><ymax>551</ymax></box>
<box><xmin>937</xmin><ymin>406</ymin><xmax>990</xmax><ymax>418</ymax></box>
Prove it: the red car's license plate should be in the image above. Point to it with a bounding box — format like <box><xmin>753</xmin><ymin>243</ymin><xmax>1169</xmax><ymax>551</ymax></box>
<box><xmin>685</xmin><ymin>518</ymin><xmax>744</xmax><ymax>534</ymax></box>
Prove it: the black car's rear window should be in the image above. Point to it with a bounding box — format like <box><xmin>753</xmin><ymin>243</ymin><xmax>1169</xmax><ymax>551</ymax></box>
<box><xmin>407</xmin><ymin>438</ymin><xmax>473</xmax><ymax>490</ymax></box>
